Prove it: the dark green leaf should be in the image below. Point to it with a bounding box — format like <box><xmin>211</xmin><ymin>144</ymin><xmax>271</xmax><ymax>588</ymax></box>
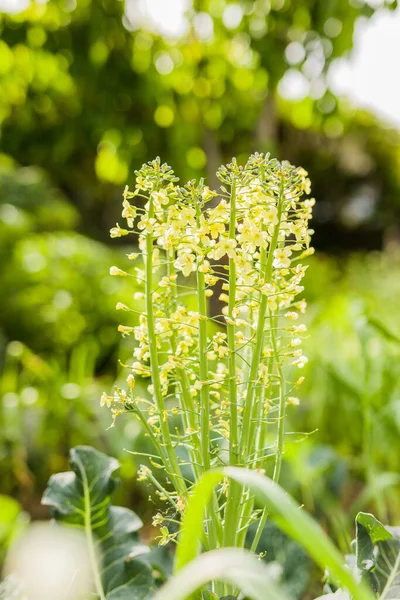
<box><xmin>42</xmin><ymin>446</ymin><xmax>154</xmax><ymax>600</ymax></box>
<box><xmin>353</xmin><ymin>513</ymin><xmax>399</xmax><ymax>598</ymax></box>
<box><xmin>355</xmin><ymin>513</ymin><xmax>390</xmax><ymax>593</ymax></box>
<box><xmin>356</xmin><ymin>513</ymin><xmax>392</xmax><ymax>545</ymax></box>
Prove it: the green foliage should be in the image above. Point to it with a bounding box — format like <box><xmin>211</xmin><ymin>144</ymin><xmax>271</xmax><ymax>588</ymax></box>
<box><xmin>277</xmin><ymin>253</ymin><xmax>400</xmax><ymax>528</ymax></box>
<box><xmin>168</xmin><ymin>466</ymin><xmax>388</xmax><ymax>600</ymax></box>
<box><xmin>0</xmin><ymin>0</ymin><xmax>399</xmax><ymax>240</ymax></box>
<box><xmin>321</xmin><ymin>512</ymin><xmax>400</xmax><ymax>600</ymax></box>
<box><xmin>42</xmin><ymin>445</ymin><xmax>155</xmax><ymax>600</ymax></box>
<box><xmin>175</xmin><ymin>467</ymin><xmax>368</xmax><ymax>599</ymax></box>
<box><xmin>0</xmin><ymin>497</ymin><xmax>27</xmax><ymax>565</ymax></box>
<box><xmin>153</xmin><ymin>548</ymin><xmax>289</xmax><ymax>600</ymax></box>
<box><xmin>0</xmin><ymin>230</ymin><xmax>132</xmax><ymax>352</ymax></box>
<box><xmin>355</xmin><ymin>518</ymin><xmax>400</xmax><ymax>599</ymax></box>
<box><xmin>1</xmin><ymin>1</ymin><xmax>400</xmax><ymax>592</ymax></box>
<box><xmin>246</xmin><ymin>520</ymin><xmax>311</xmax><ymax>599</ymax></box>
<box><xmin>0</xmin><ymin>163</ymin><xmax>140</xmax><ymax>355</ymax></box>
<box><xmin>0</xmin><ymin>164</ymin><xmax>79</xmax><ymax>234</ymax></box>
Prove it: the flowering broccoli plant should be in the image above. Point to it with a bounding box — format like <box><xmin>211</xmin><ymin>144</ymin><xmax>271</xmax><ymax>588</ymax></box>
<box><xmin>103</xmin><ymin>153</ymin><xmax>315</xmax><ymax>554</ymax></box>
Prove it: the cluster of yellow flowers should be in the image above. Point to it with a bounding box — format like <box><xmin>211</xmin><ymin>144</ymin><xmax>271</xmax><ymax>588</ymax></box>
<box><xmin>104</xmin><ymin>154</ymin><xmax>314</xmax><ymax>511</ymax></box>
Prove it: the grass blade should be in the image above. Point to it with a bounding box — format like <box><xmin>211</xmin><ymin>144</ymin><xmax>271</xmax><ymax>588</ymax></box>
<box><xmin>175</xmin><ymin>467</ymin><xmax>375</xmax><ymax>600</ymax></box>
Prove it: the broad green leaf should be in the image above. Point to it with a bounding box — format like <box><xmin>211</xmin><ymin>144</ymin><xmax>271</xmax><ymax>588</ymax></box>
<box><xmin>354</xmin><ymin>513</ymin><xmax>400</xmax><ymax>600</ymax></box>
<box><xmin>322</xmin><ymin>513</ymin><xmax>400</xmax><ymax>600</ymax></box>
<box><xmin>175</xmin><ymin>468</ymin><xmax>374</xmax><ymax>600</ymax></box>
<box><xmin>41</xmin><ymin>445</ymin><xmax>154</xmax><ymax>600</ymax></box>
<box><xmin>355</xmin><ymin>513</ymin><xmax>391</xmax><ymax>593</ymax></box>
<box><xmin>154</xmin><ymin>548</ymin><xmax>289</xmax><ymax>600</ymax></box>
<box><xmin>356</xmin><ymin>513</ymin><xmax>392</xmax><ymax>545</ymax></box>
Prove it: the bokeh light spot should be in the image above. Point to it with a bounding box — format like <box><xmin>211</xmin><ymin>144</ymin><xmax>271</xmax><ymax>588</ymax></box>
<box><xmin>186</xmin><ymin>146</ymin><xmax>207</xmax><ymax>169</ymax></box>
<box><xmin>154</xmin><ymin>105</ymin><xmax>175</xmax><ymax>127</ymax></box>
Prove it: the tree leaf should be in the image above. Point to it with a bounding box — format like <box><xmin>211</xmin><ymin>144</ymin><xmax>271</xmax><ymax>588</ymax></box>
<box><xmin>41</xmin><ymin>445</ymin><xmax>154</xmax><ymax>600</ymax></box>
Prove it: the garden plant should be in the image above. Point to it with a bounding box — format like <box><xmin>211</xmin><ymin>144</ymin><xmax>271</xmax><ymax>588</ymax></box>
<box><xmin>3</xmin><ymin>153</ymin><xmax>400</xmax><ymax>600</ymax></box>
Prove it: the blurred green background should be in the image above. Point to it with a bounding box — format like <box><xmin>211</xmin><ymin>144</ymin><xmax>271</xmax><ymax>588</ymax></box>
<box><xmin>2</xmin><ymin>0</ymin><xmax>400</xmax><ymax>576</ymax></box>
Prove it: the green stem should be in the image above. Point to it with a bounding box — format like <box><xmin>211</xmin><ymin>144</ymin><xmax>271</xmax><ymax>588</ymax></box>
<box><xmin>195</xmin><ymin>203</ymin><xmax>211</xmax><ymax>473</ymax></box>
<box><xmin>240</xmin><ymin>182</ymin><xmax>284</xmax><ymax>462</ymax></box>
<box><xmin>250</xmin><ymin>178</ymin><xmax>288</xmax><ymax>554</ymax></box>
<box><xmin>227</xmin><ymin>180</ymin><xmax>238</xmax><ymax>466</ymax></box>
<box><xmin>129</xmin><ymin>403</ymin><xmax>170</xmax><ymax>471</ymax></box>
<box><xmin>250</xmin><ymin>311</ymin><xmax>286</xmax><ymax>553</ymax></box>
<box><xmin>271</xmin><ymin>313</ymin><xmax>286</xmax><ymax>484</ymax></box>
<box><xmin>167</xmin><ymin>252</ymin><xmax>202</xmax><ymax>481</ymax></box>
<box><xmin>147</xmin><ymin>470</ymin><xmax>178</xmax><ymax>509</ymax></box>
<box><xmin>239</xmin><ymin>257</ymin><xmax>267</xmax><ymax>460</ymax></box>
<box><xmin>145</xmin><ymin>195</ymin><xmax>187</xmax><ymax>498</ymax></box>
<box><xmin>223</xmin><ymin>180</ymin><xmax>241</xmax><ymax>548</ymax></box>
<box><xmin>194</xmin><ymin>199</ymin><xmax>223</xmax><ymax>558</ymax></box>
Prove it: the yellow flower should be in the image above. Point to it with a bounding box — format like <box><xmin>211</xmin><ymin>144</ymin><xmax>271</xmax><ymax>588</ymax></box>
<box><xmin>292</xmin><ymin>355</ymin><xmax>308</xmax><ymax>368</ymax></box>
<box><xmin>208</xmin><ymin>221</ymin><xmax>225</xmax><ymax>239</ymax></box>
<box><xmin>287</xmin><ymin>396</ymin><xmax>300</xmax><ymax>406</ymax></box>
<box><xmin>127</xmin><ymin>374</ymin><xmax>135</xmax><ymax>389</ymax></box>
<box><xmin>180</xmin><ymin>206</ymin><xmax>196</xmax><ymax>226</ymax></box>
<box><xmin>121</xmin><ymin>200</ymin><xmax>137</xmax><ymax>227</ymax></box>
<box><xmin>110</xmin><ymin>224</ymin><xmax>129</xmax><ymax>238</ymax></box>
<box><xmin>263</xmin><ymin>206</ymin><xmax>278</xmax><ymax>226</ymax></box>
<box><xmin>174</xmin><ymin>252</ymin><xmax>196</xmax><ymax>277</ymax></box>
<box><xmin>137</xmin><ymin>216</ymin><xmax>156</xmax><ymax>233</ymax></box>
<box><xmin>209</xmin><ymin>237</ymin><xmax>237</xmax><ymax>260</ymax></box>
<box><xmin>202</xmin><ymin>186</ymin><xmax>214</xmax><ymax>201</ymax></box>
<box><xmin>152</xmin><ymin>190</ymin><xmax>169</xmax><ymax>205</ymax></box>
<box><xmin>273</xmin><ymin>247</ymin><xmax>292</xmax><ymax>268</ymax></box>
<box><xmin>110</xmin><ymin>267</ymin><xmax>128</xmax><ymax>277</ymax></box>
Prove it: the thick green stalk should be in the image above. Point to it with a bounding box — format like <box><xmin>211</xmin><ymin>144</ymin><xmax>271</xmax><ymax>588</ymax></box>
<box><xmin>195</xmin><ymin>204</ymin><xmax>211</xmax><ymax>473</ymax></box>
<box><xmin>271</xmin><ymin>314</ymin><xmax>286</xmax><ymax>483</ymax></box>
<box><xmin>239</xmin><ymin>178</ymin><xmax>285</xmax><ymax>552</ymax></box>
<box><xmin>240</xmin><ymin>185</ymin><xmax>283</xmax><ymax>462</ymax></box>
<box><xmin>223</xmin><ymin>180</ymin><xmax>242</xmax><ymax>548</ymax></box>
<box><xmin>239</xmin><ymin>254</ymin><xmax>267</xmax><ymax>460</ymax></box>
<box><xmin>167</xmin><ymin>252</ymin><xmax>202</xmax><ymax>481</ymax></box>
<box><xmin>197</xmin><ymin>272</ymin><xmax>210</xmax><ymax>472</ymax></box>
<box><xmin>195</xmin><ymin>200</ymin><xmax>222</xmax><ymax>558</ymax></box>
<box><xmin>145</xmin><ymin>196</ymin><xmax>187</xmax><ymax>497</ymax></box>
<box><xmin>250</xmin><ymin>312</ymin><xmax>286</xmax><ymax>553</ymax></box>
<box><xmin>227</xmin><ymin>180</ymin><xmax>238</xmax><ymax>465</ymax></box>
